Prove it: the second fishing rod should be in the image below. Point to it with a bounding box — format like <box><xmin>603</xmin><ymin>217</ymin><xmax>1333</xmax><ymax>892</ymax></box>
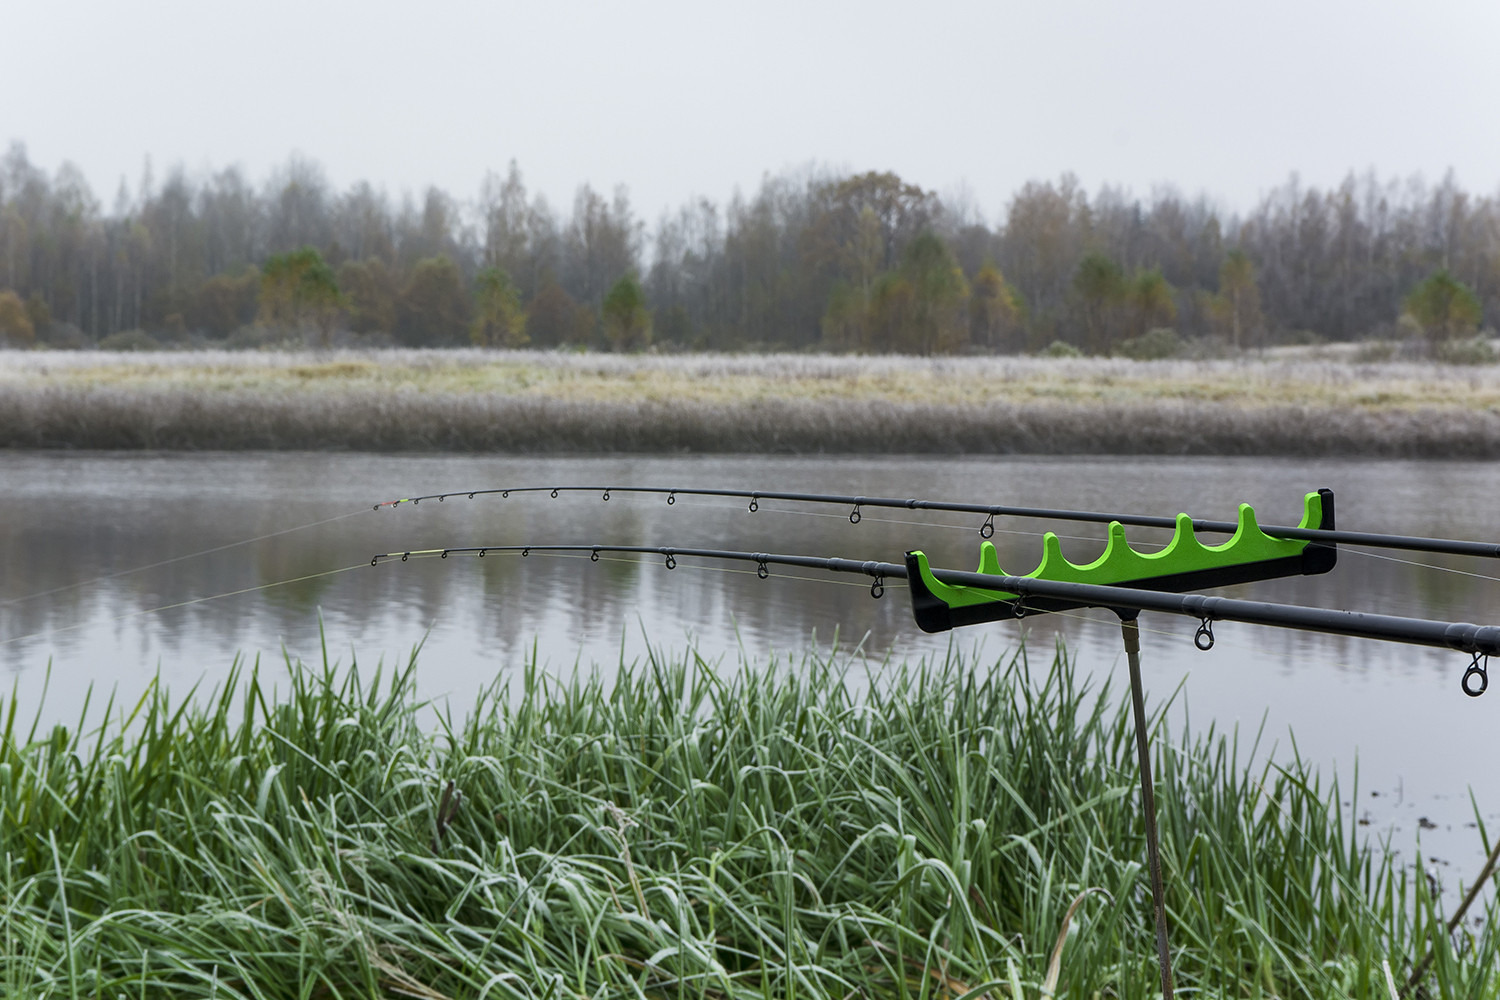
<box><xmin>375</xmin><ymin>484</ymin><xmax>1500</xmax><ymax>561</ymax></box>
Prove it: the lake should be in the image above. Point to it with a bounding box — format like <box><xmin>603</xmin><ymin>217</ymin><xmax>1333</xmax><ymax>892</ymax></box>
<box><xmin>3</xmin><ymin>450</ymin><xmax>1499</xmax><ymax>887</ymax></box>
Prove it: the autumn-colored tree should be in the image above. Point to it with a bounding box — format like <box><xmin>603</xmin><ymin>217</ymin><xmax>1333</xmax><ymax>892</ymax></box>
<box><xmin>1126</xmin><ymin>267</ymin><xmax>1177</xmax><ymax>342</ymax></box>
<box><xmin>1403</xmin><ymin>269</ymin><xmax>1482</xmax><ymax>345</ymax></box>
<box><xmin>525</xmin><ymin>282</ymin><xmax>595</xmax><ymax>347</ymax></box>
<box><xmin>900</xmin><ymin>233</ymin><xmax>969</xmax><ymax>354</ymax></box>
<box><xmin>337</xmin><ymin>258</ymin><xmax>398</xmax><ymax>334</ymax></box>
<box><xmin>258</xmin><ymin>247</ymin><xmax>341</xmax><ymax>344</ymax></box>
<box><xmin>188</xmin><ymin>268</ymin><xmax>258</xmax><ymax>337</ymax></box>
<box><xmin>969</xmin><ymin>262</ymin><xmax>1023</xmax><ymax>352</ymax></box>
<box><xmin>1072</xmin><ymin>252</ymin><xmax>1125</xmax><ymax>353</ymax></box>
<box><xmin>25</xmin><ymin>293</ymin><xmax>51</xmax><ymax>339</ymax></box>
<box><xmin>396</xmin><ymin>256</ymin><xmax>471</xmax><ymax>347</ymax></box>
<box><xmin>471</xmin><ymin>267</ymin><xmax>527</xmax><ymax>348</ymax></box>
<box><xmin>602</xmin><ymin>274</ymin><xmax>651</xmax><ymax>352</ymax></box>
<box><xmin>864</xmin><ymin>273</ymin><xmax>915</xmax><ymax>353</ymax></box>
<box><xmin>0</xmin><ymin>289</ymin><xmax>35</xmax><ymax>346</ymax></box>
<box><xmin>804</xmin><ymin>172</ymin><xmax>938</xmax><ymax>291</ymax></box>
<box><xmin>1217</xmin><ymin>249</ymin><xmax>1260</xmax><ymax>348</ymax></box>
<box><xmin>820</xmin><ymin>282</ymin><xmax>866</xmax><ymax>351</ymax></box>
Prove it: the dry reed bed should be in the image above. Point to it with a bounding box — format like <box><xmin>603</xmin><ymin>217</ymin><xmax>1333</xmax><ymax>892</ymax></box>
<box><xmin>4</xmin><ymin>349</ymin><xmax>1499</xmax><ymax>455</ymax></box>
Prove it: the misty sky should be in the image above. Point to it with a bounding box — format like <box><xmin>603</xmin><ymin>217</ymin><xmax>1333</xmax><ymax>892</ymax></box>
<box><xmin>4</xmin><ymin>0</ymin><xmax>1497</xmax><ymax>223</ymax></box>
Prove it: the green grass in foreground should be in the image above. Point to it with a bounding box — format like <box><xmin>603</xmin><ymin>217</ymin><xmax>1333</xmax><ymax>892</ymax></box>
<box><xmin>1</xmin><ymin>645</ymin><xmax>1496</xmax><ymax>999</ymax></box>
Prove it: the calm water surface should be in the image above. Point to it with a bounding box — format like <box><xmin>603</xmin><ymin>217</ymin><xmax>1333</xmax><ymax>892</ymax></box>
<box><xmin>3</xmin><ymin>451</ymin><xmax>1499</xmax><ymax>883</ymax></box>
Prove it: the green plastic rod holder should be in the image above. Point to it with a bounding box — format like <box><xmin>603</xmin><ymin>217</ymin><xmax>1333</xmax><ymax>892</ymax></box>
<box><xmin>906</xmin><ymin>489</ymin><xmax>1337</xmax><ymax>632</ymax></box>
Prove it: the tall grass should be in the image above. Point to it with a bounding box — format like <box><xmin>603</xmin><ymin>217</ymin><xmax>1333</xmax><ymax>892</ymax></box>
<box><xmin>5</xmin><ymin>349</ymin><xmax>1500</xmax><ymax>455</ymax></box>
<box><xmin>1</xmin><ymin>644</ymin><xmax>1497</xmax><ymax>998</ymax></box>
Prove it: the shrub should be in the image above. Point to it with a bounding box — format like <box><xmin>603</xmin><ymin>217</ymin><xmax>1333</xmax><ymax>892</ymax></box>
<box><xmin>36</xmin><ymin>321</ymin><xmax>92</xmax><ymax>350</ymax></box>
<box><xmin>0</xmin><ymin>289</ymin><xmax>35</xmax><ymax>346</ymax></box>
<box><xmin>1434</xmin><ymin>335</ymin><xmax>1497</xmax><ymax>366</ymax></box>
<box><xmin>1352</xmin><ymin>340</ymin><xmax>1396</xmax><ymax>364</ymax></box>
<box><xmin>97</xmin><ymin>329</ymin><xmax>161</xmax><ymax>352</ymax></box>
<box><xmin>1042</xmin><ymin>339</ymin><xmax>1082</xmax><ymax>358</ymax></box>
<box><xmin>1117</xmin><ymin>327</ymin><xmax>1182</xmax><ymax>361</ymax></box>
<box><xmin>224</xmin><ymin>324</ymin><xmax>303</xmax><ymax>350</ymax></box>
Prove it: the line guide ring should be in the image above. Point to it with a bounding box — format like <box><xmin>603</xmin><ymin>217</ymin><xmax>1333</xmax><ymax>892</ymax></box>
<box><xmin>1194</xmin><ymin>618</ymin><xmax>1216</xmax><ymax>651</ymax></box>
<box><xmin>1463</xmin><ymin>653</ymin><xmax>1489</xmax><ymax>698</ymax></box>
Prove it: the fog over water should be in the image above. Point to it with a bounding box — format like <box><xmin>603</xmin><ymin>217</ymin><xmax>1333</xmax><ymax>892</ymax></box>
<box><xmin>4</xmin><ymin>450</ymin><xmax>1499</xmax><ymax>883</ymax></box>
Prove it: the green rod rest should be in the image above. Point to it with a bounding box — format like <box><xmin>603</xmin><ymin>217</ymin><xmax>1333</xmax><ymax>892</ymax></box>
<box><xmin>906</xmin><ymin>489</ymin><xmax>1337</xmax><ymax>633</ymax></box>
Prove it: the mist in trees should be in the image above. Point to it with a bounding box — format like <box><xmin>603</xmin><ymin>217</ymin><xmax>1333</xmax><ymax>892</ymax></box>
<box><xmin>1</xmin><ymin>140</ymin><xmax>1497</xmax><ymax>355</ymax></box>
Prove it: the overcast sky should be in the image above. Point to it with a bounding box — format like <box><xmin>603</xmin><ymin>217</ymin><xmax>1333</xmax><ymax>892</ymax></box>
<box><xmin>4</xmin><ymin>0</ymin><xmax>1497</xmax><ymax>224</ymax></box>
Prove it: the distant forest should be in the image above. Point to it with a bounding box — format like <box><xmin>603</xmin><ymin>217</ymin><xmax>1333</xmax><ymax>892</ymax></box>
<box><xmin>0</xmin><ymin>142</ymin><xmax>1495</xmax><ymax>355</ymax></box>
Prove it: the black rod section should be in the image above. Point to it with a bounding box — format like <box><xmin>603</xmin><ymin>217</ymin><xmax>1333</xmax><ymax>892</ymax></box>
<box><xmin>378</xmin><ymin>486</ymin><xmax>1500</xmax><ymax>560</ymax></box>
<box><xmin>922</xmin><ymin>566</ymin><xmax>1500</xmax><ymax>656</ymax></box>
<box><xmin>370</xmin><ymin>544</ymin><xmax>1500</xmax><ymax>656</ymax></box>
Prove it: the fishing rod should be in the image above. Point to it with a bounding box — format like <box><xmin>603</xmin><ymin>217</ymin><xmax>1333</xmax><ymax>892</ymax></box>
<box><xmin>375</xmin><ymin>484</ymin><xmax>1500</xmax><ymax>561</ymax></box>
<box><xmin>370</xmin><ymin>541</ymin><xmax>1497</xmax><ymax>695</ymax></box>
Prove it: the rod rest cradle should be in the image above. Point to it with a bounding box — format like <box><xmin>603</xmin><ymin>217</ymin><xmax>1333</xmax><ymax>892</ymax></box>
<box><xmin>905</xmin><ymin>489</ymin><xmax>1337</xmax><ymax>632</ymax></box>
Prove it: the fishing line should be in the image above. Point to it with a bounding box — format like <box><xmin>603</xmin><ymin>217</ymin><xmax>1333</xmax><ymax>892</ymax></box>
<box><xmin>566</xmin><ymin>553</ymin><xmax>904</xmax><ymax>592</ymax></box>
<box><xmin>1030</xmin><ymin>602</ymin><xmax>1375</xmax><ymax>675</ymax></box>
<box><xmin>0</xmin><ymin>508</ymin><xmax>373</xmax><ymax>610</ymax></box>
<box><xmin>385</xmin><ymin>547</ymin><xmax>901</xmax><ymax>592</ymax></box>
<box><xmin>0</xmin><ymin>563</ymin><xmax>369</xmax><ymax>648</ymax></box>
<box><xmin>1342</xmin><ymin>548</ymin><xmax>1500</xmax><ymax>586</ymax></box>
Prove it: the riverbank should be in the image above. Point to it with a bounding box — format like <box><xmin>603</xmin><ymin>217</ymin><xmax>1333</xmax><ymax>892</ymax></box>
<box><xmin>3</xmin><ymin>646</ymin><xmax>1493</xmax><ymax>998</ymax></box>
<box><xmin>4</xmin><ymin>349</ymin><xmax>1500</xmax><ymax>455</ymax></box>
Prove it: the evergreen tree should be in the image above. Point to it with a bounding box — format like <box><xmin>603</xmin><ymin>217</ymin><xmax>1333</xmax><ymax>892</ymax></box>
<box><xmin>602</xmin><ymin>274</ymin><xmax>651</xmax><ymax>352</ymax></box>
<box><xmin>471</xmin><ymin>267</ymin><xmax>527</xmax><ymax>348</ymax></box>
<box><xmin>1403</xmin><ymin>269</ymin><xmax>1482</xmax><ymax>345</ymax></box>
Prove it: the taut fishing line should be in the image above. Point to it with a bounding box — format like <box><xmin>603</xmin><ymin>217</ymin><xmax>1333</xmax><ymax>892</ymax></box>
<box><xmin>0</xmin><ymin>563</ymin><xmax>370</xmax><ymax>648</ymax></box>
<box><xmin>0</xmin><ymin>507</ymin><xmax>373</xmax><ymax>610</ymax></box>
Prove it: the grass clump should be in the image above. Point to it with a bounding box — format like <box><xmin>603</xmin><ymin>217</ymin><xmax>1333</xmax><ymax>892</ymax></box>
<box><xmin>1</xmin><ymin>644</ymin><xmax>1497</xmax><ymax>998</ymax></box>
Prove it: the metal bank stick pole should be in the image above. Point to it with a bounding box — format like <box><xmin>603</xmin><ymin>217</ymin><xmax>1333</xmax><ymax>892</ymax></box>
<box><xmin>1121</xmin><ymin>613</ymin><xmax>1175</xmax><ymax>1000</ymax></box>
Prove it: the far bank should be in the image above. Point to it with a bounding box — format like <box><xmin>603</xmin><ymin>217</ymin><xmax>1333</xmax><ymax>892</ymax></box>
<box><xmin>4</xmin><ymin>348</ymin><xmax>1499</xmax><ymax>457</ymax></box>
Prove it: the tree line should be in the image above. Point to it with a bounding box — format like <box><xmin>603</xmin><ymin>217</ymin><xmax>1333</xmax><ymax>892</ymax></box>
<box><xmin>0</xmin><ymin>142</ymin><xmax>1495</xmax><ymax>354</ymax></box>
